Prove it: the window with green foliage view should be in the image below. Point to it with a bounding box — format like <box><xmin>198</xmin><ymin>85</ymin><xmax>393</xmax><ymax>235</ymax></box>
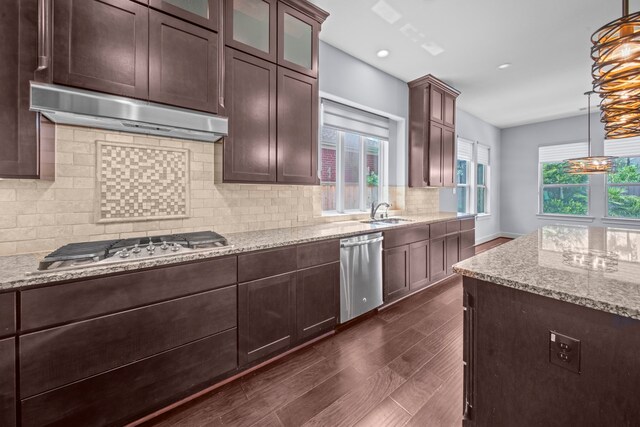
<box><xmin>540</xmin><ymin>161</ymin><xmax>589</xmax><ymax>215</ymax></box>
<box><xmin>607</xmin><ymin>157</ymin><xmax>640</xmax><ymax>218</ymax></box>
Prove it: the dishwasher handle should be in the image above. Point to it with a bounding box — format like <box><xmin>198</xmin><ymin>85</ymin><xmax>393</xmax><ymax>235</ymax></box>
<box><xmin>340</xmin><ymin>236</ymin><xmax>384</xmax><ymax>248</ymax></box>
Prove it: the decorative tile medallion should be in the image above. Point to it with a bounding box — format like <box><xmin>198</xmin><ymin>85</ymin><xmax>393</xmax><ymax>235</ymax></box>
<box><xmin>96</xmin><ymin>141</ymin><xmax>190</xmax><ymax>223</ymax></box>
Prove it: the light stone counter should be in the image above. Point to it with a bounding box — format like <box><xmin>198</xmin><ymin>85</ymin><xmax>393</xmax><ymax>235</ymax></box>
<box><xmin>453</xmin><ymin>225</ymin><xmax>640</xmax><ymax>320</ymax></box>
<box><xmin>0</xmin><ymin>211</ymin><xmax>472</xmax><ymax>291</ymax></box>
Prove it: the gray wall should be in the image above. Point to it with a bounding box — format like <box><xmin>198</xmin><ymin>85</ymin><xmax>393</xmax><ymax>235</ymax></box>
<box><xmin>500</xmin><ymin>113</ymin><xmax>639</xmax><ymax>236</ymax></box>
<box><xmin>319</xmin><ymin>42</ymin><xmax>408</xmax><ymax>186</ymax></box>
<box><xmin>440</xmin><ymin>110</ymin><xmax>502</xmax><ymax>243</ymax></box>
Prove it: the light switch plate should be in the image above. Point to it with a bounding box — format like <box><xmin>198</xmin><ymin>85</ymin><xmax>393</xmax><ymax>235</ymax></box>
<box><xmin>549</xmin><ymin>331</ymin><xmax>581</xmax><ymax>374</ymax></box>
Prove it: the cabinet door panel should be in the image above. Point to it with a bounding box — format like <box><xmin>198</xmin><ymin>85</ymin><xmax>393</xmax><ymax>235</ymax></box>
<box><xmin>296</xmin><ymin>263</ymin><xmax>339</xmax><ymax>341</ymax></box>
<box><xmin>21</xmin><ymin>330</ymin><xmax>237</xmax><ymax>427</ymax></box>
<box><xmin>225</xmin><ymin>0</ymin><xmax>276</xmax><ymax>62</ymax></box>
<box><xmin>0</xmin><ymin>338</ymin><xmax>15</xmax><ymax>427</ymax></box>
<box><xmin>238</xmin><ymin>273</ymin><xmax>296</xmax><ymax>365</ymax></box>
<box><xmin>224</xmin><ymin>48</ymin><xmax>277</xmax><ymax>182</ymax></box>
<box><xmin>428</xmin><ymin>123</ymin><xmax>443</xmax><ymax>187</ymax></box>
<box><xmin>149</xmin><ymin>11</ymin><xmax>218</xmax><ymax>113</ymax></box>
<box><xmin>430</xmin><ymin>237</ymin><xmax>447</xmax><ymax>283</ymax></box>
<box><xmin>430</xmin><ymin>86</ymin><xmax>444</xmax><ymax>124</ymax></box>
<box><xmin>277</xmin><ymin>3</ymin><xmax>319</xmax><ymax>77</ymax></box>
<box><xmin>408</xmin><ymin>83</ymin><xmax>428</xmax><ymax>187</ymax></box>
<box><xmin>277</xmin><ymin>68</ymin><xmax>318</xmax><ymax>184</ymax></box>
<box><xmin>442</xmin><ymin>127</ymin><xmax>456</xmax><ymax>187</ymax></box>
<box><xmin>0</xmin><ymin>0</ymin><xmax>41</xmax><ymax>178</ymax></box>
<box><xmin>409</xmin><ymin>240</ymin><xmax>430</xmax><ymax>291</ymax></box>
<box><xmin>149</xmin><ymin>0</ymin><xmax>219</xmax><ymax>31</ymax></box>
<box><xmin>444</xmin><ymin>93</ymin><xmax>456</xmax><ymax>128</ymax></box>
<box><xmin>53</xmin><ymin>0</ymin><xmax>149</xmax><ymax>98</ymax></box>
<box><xmin>383</xmin><ymin>246</ymin><xmax>410</xmax><ymax>302</ymax></box>
<box><xmin>446</xmin><ymin>234</ymin><xmax>460</xmax><ymax>276</ymax></box>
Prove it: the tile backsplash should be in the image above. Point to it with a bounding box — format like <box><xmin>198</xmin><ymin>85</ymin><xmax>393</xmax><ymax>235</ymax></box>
<box><xmin>0</xmin><ymin>125</ymin><xmax>440</xmax><ymax>256</ymax></box>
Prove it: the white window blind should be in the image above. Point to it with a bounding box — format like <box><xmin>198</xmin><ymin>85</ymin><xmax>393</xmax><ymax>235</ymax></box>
<box><xmin>539</xmin><ymin>142</ymin><xmax>588</xmax><ymax>163</ymax></box>
<box><xmin>458</xmin><ymin>138</ymin><xmax>474</xmax><ymax>162</ymax></box>
<box><xmin>477</xmin><ymin>144</ymin><xmax>490</xmax><ymax>165</ymax></box>
<box><xmin>321</xmin><ymin>99</ymin><xmax>390</xmax><ymax>140</ymax></box>
<box><xmin>604</xmin><ymin>137</ymin><xmax>640</xmax><ymax>157</ymax></box>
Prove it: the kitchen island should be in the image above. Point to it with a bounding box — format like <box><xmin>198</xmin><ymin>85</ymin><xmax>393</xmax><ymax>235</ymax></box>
<box><xmin>453</xmin><ymin>225</ymin><xmax>640</xmax><ymax>426</ymax></box>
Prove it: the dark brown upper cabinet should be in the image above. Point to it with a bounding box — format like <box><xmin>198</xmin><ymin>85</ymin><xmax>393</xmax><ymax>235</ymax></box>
<box><xmin>238</xmin><ymin>272</ymin><xmax>297</xmax><ymax>366</ymax></box>
<box><xmin>149</xmin><ymin>0</ymin><xmax>219</xmax><ymax>31</ymax></box>
<box><xmin>0</xmin><ymin>0</ymin><xmax>53</xmax><ymax>179</ymax></box>
<box><xmin>277</xmin><ymin>67</ymin><xmax>318</xmax><ymax>184</ymax></box>
<box><xmin>277</xmin><ymin>2</ymin><xmax>319</xmax><ymax>78</ymax></box>
<box><xmin>224</xmin><ymin>48</ymin><xmax>277</xmax><ymax>182</ymax></box>
<box><xmin>225</xmin><ymin>0</ymin><xmax>277</xmax><ymax>62</ymax></box>
<box><xmin>149</xmin><ymin>11</ymin><xmax>219</xmax><ymax>113</ymax></box>
<box><xmin>408</xmin><ymin>74</ymin><xmax>460</xmax><ymax>188</ymax></box>
<box><xmin>53</xmin><ymin>0</ymin><xmax>149</xmax><ymax>99</ymax></box>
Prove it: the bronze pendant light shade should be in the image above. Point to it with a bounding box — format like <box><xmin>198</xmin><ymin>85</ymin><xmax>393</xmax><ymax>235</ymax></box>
<box><xmin>564</xmin><ymin>92</ymin><xmax>616</xmax><ymax>175</ymax></box>
<box><xmin>592</xmin><ymin>0</ymin><xmax>640</xmax><ymax>139</ymax></box>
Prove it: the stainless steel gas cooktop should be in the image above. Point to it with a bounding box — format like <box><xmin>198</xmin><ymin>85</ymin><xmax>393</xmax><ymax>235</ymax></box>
<box><xmin>37</xmin><ymin>231</ymin><xmax>230</xmax><ymax>272</ymax></box>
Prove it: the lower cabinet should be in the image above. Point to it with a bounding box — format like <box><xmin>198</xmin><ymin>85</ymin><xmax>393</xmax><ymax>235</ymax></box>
<box><xmin>409</xmin><ymin>239</ymin><xmax>430</xmax><ymax>291</ymax></box>
<box><xmin>383</xmin><ymin>245</ymin><xmax>410</xmax><ymax>302</ymax></box>
<box><xmin>430</xmin><ymin>237</ymin><xmax>447</xmax><ymax>283</ymax></box>
<box><xmin>238</xmin><ymin>272</ymin><xmax>297</xmax><ymax>366</ymax></box>
<box><xmin>460</xmin><ymin>229</ymin><xmax>475</xmax><ymax>260</ymax></box>
<box><xmin>296</xmin><ymin>262</ymin><xmax>339</xmax><ymax>341</ymax></box>
<box><xmin>0</xmin><ymin>337</ymin><xmax>16</xmax><ymax>427</ymax></box>
<box><xmin>446</xmin><ymin>234</ymin><xmax>460</xmax><ymax>276</ymax></box>
<box><xmin>21</xmin><ymin>330</ymin><xmax>237</xmax><ymax>427</ymax></box>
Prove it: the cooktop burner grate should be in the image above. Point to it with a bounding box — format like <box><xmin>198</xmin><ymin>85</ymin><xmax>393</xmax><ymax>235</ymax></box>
<box><xmin>38</xmin><ymin>231</ymin><xmax>229</xmax><ymax>271</ymax></box>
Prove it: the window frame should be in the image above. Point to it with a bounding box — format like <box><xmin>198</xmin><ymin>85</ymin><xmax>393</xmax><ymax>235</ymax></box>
<box><xmin>538</xmin><ymin>161</ymin><xmax>591</xmax><ymax>216</ymax></box>
<box><xmin>605</xmin><ymin>155</ymin><xmax>640</xmax><ymax>219</ymax></box>
<box><xmin>321</xmin><ymin>126</ymin><xmax>387</xmax><ymax>214</ymax></box>
<box><xmin>456</xmin><ymin>158</ymin><xmax>472</xmax><ymax>214</ymax></box>
<box><xmin>476</xmin><ymin>145</ymin><xmax>490</xmax><ymax>215</ymax></box>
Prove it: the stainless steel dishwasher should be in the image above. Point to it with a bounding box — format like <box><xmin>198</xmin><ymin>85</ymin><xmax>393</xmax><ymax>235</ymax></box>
<box><xmin>339</xmin><ymin>232</ymin><xmax>384</xmax><ymax>323</ymax></box>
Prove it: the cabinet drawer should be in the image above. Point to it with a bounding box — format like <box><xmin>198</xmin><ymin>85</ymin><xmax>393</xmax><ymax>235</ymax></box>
<box><xmin>0</xmin><ymin>293</ymin><xmax>15</xmax><ymax>338</ymax></box>
<box><xmin>383</xmin><ymin>225</ymin><xmax>430</xmax><ymax>249</ymax></box>
<box><xmin>20</xmin><ymin>286</ymin><xmax>237</xmax><ymax>398</ymax></box>
<box><xmin>446</xmin><ymin>220</ymin><xmax>461</xmax><ymax>234</ymax></box>
<box><xmin>297</xmin><ymin>239</ymin><xmax>339</xmax><ymax>269</ymax></box>
<box><xmin>0</xmin><ymin>337</ymin><xmax>15</xmax><ymax>427</ymax></box>
<box><xmin>430</xmin><ymin>221</ymin><xmax>447</xmax><ymax>239</ymax></box>
<box><xmin>461</xmin><ymin>217</ymin><xmax>475</xmax><ymax>231</ymax></box>
<box><xmin>238</xmin><ymin>246</ymin><xmax>297</xmax><ymax>282</ymax></box>
<box><xmin>21</xmin><ymin>256</ymin><xmax>237</xmax><ymax>331</ymax></box>
<box><xmin>21</xmin><ymin>330</ymin><xmax>237</xmax><ymax>427</ymax></box>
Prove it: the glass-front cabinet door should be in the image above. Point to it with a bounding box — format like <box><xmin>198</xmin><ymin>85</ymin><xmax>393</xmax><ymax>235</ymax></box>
<box><xmin>149</xmin><ymin>0</ymin><xmax>219</xmax><ymax>31</ymax></box>
<box><xmin>225</xmin><ymin>0</ymin><xmax>277</xmax><ymax>62</ymax></box>
<box><xmin>278</xmin><ymin>3</ymin><xmax>319</xmax><ymax>77</ymax></box>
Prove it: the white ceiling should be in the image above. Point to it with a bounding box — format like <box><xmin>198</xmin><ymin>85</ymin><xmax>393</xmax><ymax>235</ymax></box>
<box><xmin>309</xmin><ymin>0</ymin><xmax>636</xmax><ymax>129</ymax></box>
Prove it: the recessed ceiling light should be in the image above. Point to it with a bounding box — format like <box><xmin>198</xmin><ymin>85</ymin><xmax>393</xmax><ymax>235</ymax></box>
<box><xmin>371</xmin><ymin>0</ymin><xmax>402</xmax><ymax>24</ymax></box>
<box><xmin>377</xmin><ymin>49</ymin><xmax>390</xmax><ymax>58</ymax></box>
<box><xmin>497</xmin><ymin>63</ymin><xmax>512</xmax><ymax>70</ymax></box>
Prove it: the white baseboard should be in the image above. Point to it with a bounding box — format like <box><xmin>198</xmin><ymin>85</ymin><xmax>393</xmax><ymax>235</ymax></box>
<box><xmin>475</xmin><ymin>231</ymin><xmax>523</xmax><ymax>245</ymax></box>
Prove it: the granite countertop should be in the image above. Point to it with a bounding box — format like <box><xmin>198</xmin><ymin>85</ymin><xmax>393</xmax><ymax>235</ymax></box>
<box><xmin>0</xmin><ymin>211</ymin><xmax>473</xmax><ymax>291</ymax></box>
<box><xmin>454</xmin><ymin>225</ymin><xmax>640</xmax><ymax>320</ymax></box>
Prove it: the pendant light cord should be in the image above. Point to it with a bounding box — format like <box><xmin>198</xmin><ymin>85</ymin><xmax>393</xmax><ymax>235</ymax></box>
<box><xmin>623</xmin><ymin>0</ymin><xmax>629</xmax><ymax>16</ymax></box>
<box><xmin>585</xmin><ymin>91</ymin><xmax>593</xmax><ymax>157</ymax></box>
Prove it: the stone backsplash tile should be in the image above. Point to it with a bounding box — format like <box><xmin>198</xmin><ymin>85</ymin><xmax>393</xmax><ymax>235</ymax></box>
<box><xmin>0</xmin><ymin>125</ymin><xmax>441</xmax><ymax>256</ymax></box>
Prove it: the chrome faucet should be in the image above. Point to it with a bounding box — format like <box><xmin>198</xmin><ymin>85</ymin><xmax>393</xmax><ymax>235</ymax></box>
<box><xmin>371</xmin><ymin>202</ymin><xmax>391</xmax><ymax>220</ymax></box>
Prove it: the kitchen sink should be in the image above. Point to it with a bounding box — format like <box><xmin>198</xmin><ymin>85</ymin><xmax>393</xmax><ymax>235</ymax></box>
<box><xmin>361</xmin><ymin>217</ymin><xmax>413</xmax><ymax>225</ymax></box>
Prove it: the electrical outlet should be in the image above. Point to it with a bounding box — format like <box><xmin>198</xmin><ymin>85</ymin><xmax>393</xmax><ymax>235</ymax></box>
<box><xmin>549</xmin><ymin>331</ymin><xmax>581</xmax><ymax>374</ymax></box>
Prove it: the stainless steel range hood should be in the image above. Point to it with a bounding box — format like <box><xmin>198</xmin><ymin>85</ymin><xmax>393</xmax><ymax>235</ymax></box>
<box><xmin>30</xmin><ymin>82</ymin><xmax>228</xmax><ymax>142</ymax></box>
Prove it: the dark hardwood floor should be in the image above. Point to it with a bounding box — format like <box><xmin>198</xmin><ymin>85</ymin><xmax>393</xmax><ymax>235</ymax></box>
<box><xmin>142</xmin><ymin>238</ymin><xmax>511</xmax><ymax>427</ymax></box>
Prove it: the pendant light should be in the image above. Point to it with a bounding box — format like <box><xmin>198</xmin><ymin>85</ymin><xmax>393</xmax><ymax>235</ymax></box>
<box><xmin>564</xmin><ymin>92</ymin><xmax>617</xmax><ymax>174</ymax></box>
<box><xmin>592</xmin><ymin>0</ymin><xmax>640</xmax><ymax>139</ymax></box>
